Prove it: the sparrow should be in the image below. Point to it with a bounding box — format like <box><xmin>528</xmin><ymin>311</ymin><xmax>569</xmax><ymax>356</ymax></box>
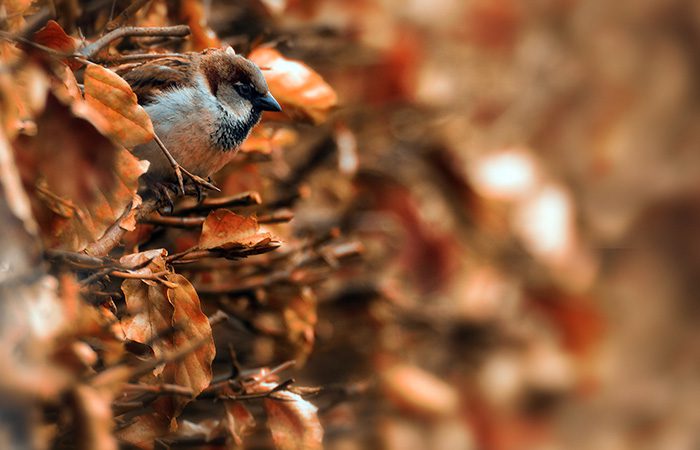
<box><xmin>122</xmin><ymin>47</ymin><xmax>281</xmax><ymax>186</ymax></box>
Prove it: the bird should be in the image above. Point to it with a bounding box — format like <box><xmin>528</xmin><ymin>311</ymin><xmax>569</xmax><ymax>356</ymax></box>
<box><xmin>122</xmin><ymin>46</ymin><xmax>281</xmax><ymax>190</ymax></box>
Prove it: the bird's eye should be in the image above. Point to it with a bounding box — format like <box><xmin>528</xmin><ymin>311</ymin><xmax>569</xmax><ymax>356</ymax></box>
<box><xmin>237</xmin><ymin>84</ymin><xmax>253</xmax><ymax>97</ymax></box>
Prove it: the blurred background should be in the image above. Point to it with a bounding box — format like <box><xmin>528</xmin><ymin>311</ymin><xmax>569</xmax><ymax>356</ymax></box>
<box><xmin>227</xmin><ymin>1</ymin><xmax>700</xmax><ymax>449</ymax></box>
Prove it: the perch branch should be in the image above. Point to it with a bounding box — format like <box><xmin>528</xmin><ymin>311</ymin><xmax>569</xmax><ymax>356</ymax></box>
<box><xmin>104</xmin><ymin>0</ymin><xmax>153</xmax><ymax>32</ymax></box>
<box><xmin>79</xmin><ymin>25</ymin><xmax>191</xmax><ymax>58</ymax></box>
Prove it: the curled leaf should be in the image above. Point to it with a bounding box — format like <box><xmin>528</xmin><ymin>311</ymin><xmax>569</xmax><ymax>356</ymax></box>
<box><xmin>249</xmin><ymin>48</ymin><xmax>337</xmax><ymax>124</ymax></box>
<box><xmin>14</xmin><ymin>94</ymin><xmax>147</xmax><ymax>251</ymax></box>
<box><xmin>32</xmin><ymin>20</ymin><xmax>79</xmax><ymax>55</ymax></box>
<box><xmin>83</xmin><ymin>64</ymin><xmax>155</xmax><ymax>148</ymax></box>
<box><xmin>381</xmin><ymin>364</ymin><xmax>459</xmax><ymax>418</ymax></box>
<box><xmin>199</xmin><ymin>209</ymin><xmax>273</xmax><ymax>250</ymax></box>
<box><xmin>264</xmin><ymin>389</ymin><xmax>323</xmax><ymax>450</ymax></box>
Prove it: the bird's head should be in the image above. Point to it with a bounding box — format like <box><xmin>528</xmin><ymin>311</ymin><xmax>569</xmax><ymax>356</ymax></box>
<box><xmin>200</xmin><ymin>47</ymin><xmax>281</xmax><ymax>116</ymax></box>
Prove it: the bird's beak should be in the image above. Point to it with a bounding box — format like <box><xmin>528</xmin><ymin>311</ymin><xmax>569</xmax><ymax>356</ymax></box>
<box><xmin>255</xmin><ymin>92</ymin><xmax>282</xmax><ymax>112</ymax></box>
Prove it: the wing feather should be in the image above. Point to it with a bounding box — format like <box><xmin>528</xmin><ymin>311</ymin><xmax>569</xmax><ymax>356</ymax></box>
<box><xmin>120</xmin><ymin>55</ymin><xmax>198</xmax><ymax>105</ymax></box>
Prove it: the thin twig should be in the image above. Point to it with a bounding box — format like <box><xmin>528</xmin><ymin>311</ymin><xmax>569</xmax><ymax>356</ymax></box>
<box><xmin>109</xmin><ymin>269</ymin><xmax>170</xmax><ymax>281</ymax></box>
<box><xmin>104</xmin><ymin>0</ymin><xmax>152</xmax><ymax>33</ymax></box>
<box><xmin>96</xmin><ymin>52</ymin><xmax>182</xmax><ymax>64</ymax></box>
<box><xmin>122</xmin><ymin>383</ymin><xmax>194</xmax><ymax>397</ymax></box>
<box><xmin>144</xmin><ymin>214</ymin><xmax>205</xmax><ymax>228</ymax></box>
<box><xmin>175</xmin><ymin>191</ymin><xmax>261</xmax><ymax>214</ymax></box>
<box><xmin>79</xmin><ymin>25</ymin><xmax>190</xmax><ymax>58</ymax></box>
<box><xmin>218</xmin><ymin>378</ymin><xmax>295</xmax><ymax>401</ymax></box>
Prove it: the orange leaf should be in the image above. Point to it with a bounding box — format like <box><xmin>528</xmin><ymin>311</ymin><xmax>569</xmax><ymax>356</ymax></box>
<box><xmin>115</xmin><ymin>412</ymin><xmax>169</xmax><ymax>450</ymax></box>
<box><xmin>248</xmin><ymin>48</ymin><xmax>337</xmax><ymax>124</ymax></box>
<box><xmin>180</xmin><ymin>0</ymin><xmax>221</xmax><ymax>51</ymax></box>
<box><xmin>264</xmin><ymin>389</ymin><xmax>323</xmax><ymax>450</ymax></box>
<box><xmin>380</xmin><ymin>364</ymin><xmax>459</xmax><ymax>418</ymax></box>
<box><xmin>223</xmin><ymin>401</ymin><xmax>256</xmax><ymax>446</ymax></box>
<box><xmin>199</xmin><ymin>209</ymin><xmax>272</xmax><ymax>250</ymax></box>
<box><xmin>72</xmin><ymin>385</ymin><xmax>118</xmax><ymax>450</ymax></box>
<box><xmin>33</xmin><ymin>20</ymin><xmax>78</xmax><ymax>54</ymax></box>
<box><xmin>239</xmin><ymin>125</ymin><xmax>298</xmax><ymax>155</ymax></box>
<box><xmin>120</xmin><ymin>258</ymin><xmax>173</xmax><ymax>360</ymax></box>
<box><xmin>83</xmin><ymin>64</ymin><xmax>154</xmax><ymax>148</ymax></box>
<box><xmin>160</xmin><ymin>273</ymin><xmax>216</xmax><ymax>416</ymax></box>
<box><xmin>14</xmin><ymin>94</ymin><xmax>147</xmax><ymax>251</ymax></box>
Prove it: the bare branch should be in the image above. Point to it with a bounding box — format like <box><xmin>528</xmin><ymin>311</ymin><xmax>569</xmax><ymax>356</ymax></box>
<box><xmin>104</xmin><ymin>0</ymin><xmax>153</xmax><ymax>33</ymax></box>
<box><xmin>176</xmin><ymin>191</ymin><xmax>262</xmax><ymax>214</ymax></box>
<box><xmin>79</xmin><ymin>25</ymin><xmax>191</xmax><ymax>59</ymax></box>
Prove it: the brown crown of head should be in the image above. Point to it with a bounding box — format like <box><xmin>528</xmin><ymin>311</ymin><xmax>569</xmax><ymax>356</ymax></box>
<box><xmin>199</xmin><ymin>48</ymin><xmax>269</xmax><ymax>97</ymax></box>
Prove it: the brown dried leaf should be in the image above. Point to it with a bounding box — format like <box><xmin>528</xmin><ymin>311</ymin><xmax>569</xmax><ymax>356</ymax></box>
<box><xmin>159</xmin><ymin>273</ymin><xmax>216</xmax><ymax>417</ymax></box>
<box><xmin>199</xmin><ymin>209</ymin><xmax>272</xmax><ymax>250</ymax></box>
<box><xmin>248</xmin><ymin>48</ymin><xmax>337</xmax><ymax>124</ymax></box>
<box><xmin>120</xmin><ymin>276</ymin><xmax>173</xmax><ymax>362</ymax></box>
<box><xmin>83</xmin><ymin>64</ymin><xmax>155</xmax><ymax>148</ymax></box>
<box><xmin>264</xmin><ymin>389</ymin><xmax>323</xmax><ymax>450</ymax></box>
<box><xmin>14</xmin><ymin>94</ymin><xmax>148</xmax><ymax>251</ymax></box>
<box><xmin>380</xmin><ymin>364</ymin><xmax>459</xmax><ymax>418</ymax></box>
<box><xmin>223</xmin><ymin>401</ymin><xmax>256</xmax><ymax>446</ymax></box>
<box><xmin>2</xmin><ymin>0</ymin><xmax>35</xmax><ymax>32</ymax></box>
<box><xmin>121</xmin><ymin>271</ymin><xmax>215</xmax><ymax>421</ymax></box>
<box><xmin>180</xmin><ymin>0</ymin><xmax>221</xmax><ymax>51</ymax></box>
<box><xmin>72</xmin><ymin>385</ymin><xmax>118</xmax><ymax>450</ymax></box>
<box><xmin>283</xmin><ymin>287</ymin><xmax>317</xmax><ymax>365</ymax></box>
<box><xmin>239</xmin><ymin>125</ymin><xmax>298</xmax><ymax>155</ymax></box>
<box><xmin>115</xmin><ymin>412</ymin><xmax>169</xmax><ymax>450</ymax></box>
<box><xmin>33</xmin><ymin>20</ymin><xmax>78</xmax><ymax>53</ymax></box>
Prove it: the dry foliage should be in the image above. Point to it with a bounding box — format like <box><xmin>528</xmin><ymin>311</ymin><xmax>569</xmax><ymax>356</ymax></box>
<box><xmin>2</xmin><ymin>1</ymin><xmax>699</xmax><ymax>450</ymax></box>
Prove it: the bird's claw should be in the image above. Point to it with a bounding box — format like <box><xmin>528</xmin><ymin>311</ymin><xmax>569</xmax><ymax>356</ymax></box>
<box><xmin>152</xmin><ymin>181</ymin><xmax>177</xmax><ymax>213</ymax></box>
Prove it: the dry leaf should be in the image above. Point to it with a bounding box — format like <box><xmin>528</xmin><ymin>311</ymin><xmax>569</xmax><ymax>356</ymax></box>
<box><xmin>121</xmin><ymin>277</ymin><xmax>173</xmax><ymax>361</ymax></box>
<box><xmin>159</xmin><ymin>273</ymin><xmax>216</xmax><ymax>418</ymax></box>
<box><xmin>264</xmin><ymin>389</ymin><xmax>323</xmax><ymax>450</ymax></box>
<box><xmin>239</xmin><ymin>125</ymin><xmax>298</xmax><ymax>155</ymax></box>
<box><xmin>115</xmin><ymin>412</ymin><xmax>169</xmax><ymax>450</ymax></box>
<box><xmin>33</xmin><ymin>20</ymin><xmax>79</xmax><ymax>54</ymax></box>
<box><xmin>199</xmin><ymin>209</ymin><xmax>273</xmax><ymax>250</ymax></box>
<box><xmin>180</xmin><ymin>0</ymin><xmax>221</xmax><ymax>51</ymax></box>
<box><xmin>283</xmin><ymin>287</ymin><xmax>317</xmax><ymax>365</ymax></box>
<box><xmin>223</xmin><ymin>401</ymin><xmax>256</xmax><ymax>446</ymax></box>
<box><xmin>249</xmin><ymin>47</ymin><xmax>337</xmax><ymax>124</ymax></box>
<box><xmin>14</xmin><ymin>94</ymin><xmax>148</xmax><ymax>251</ymax></box>
<box><xmin>72</xmin><ymin>385</ymin><xmax>118</xmax><ymax>450</ymax></box>
<box><xmin>381</xmin><ymin>364</ymin><xmax>459</xmax><ymax>418</ymax></box>
<box><xmin>83</xmin><ymin>64</ymin><xmax>155</xmax><ymax>148</ymax></box>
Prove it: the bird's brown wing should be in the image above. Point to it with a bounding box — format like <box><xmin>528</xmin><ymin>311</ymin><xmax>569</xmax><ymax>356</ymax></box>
<box><xmin>120</xmin><ymin>55</ymin><xmax>198</xmax><ymax>105</ymax></box>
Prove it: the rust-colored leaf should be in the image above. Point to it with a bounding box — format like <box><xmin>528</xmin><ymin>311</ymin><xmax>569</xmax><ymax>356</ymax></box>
<box><xmin>160</xmin><ymin>273</ymin><xmax>216</xmax><ymax>416</ymax></box>
<box><xmin>199</xmin><ymin>209</ymin><xmax>272</xmax><ymax>250</ymax></box>
<box><xmin>223</xmin><ymin>401</ymin><xmax>256</xmax><ymax>446</ymax></box>
<box><xmin>264</xmin><ymin>389</ymin><xmax>323</xmax><ymax>450</ymax></box>
<box><xmin>83</xmin><ymin>64</ymin><xmax>155</xmax><ymax>148</ymax></box>
<box><xmin>14</xmin><ymin>94</ymin><xmax>148</xmax><ymax>251</ymax></box>
<box><xmin>115</xmin><ymin>412</ymin><xmax>169</xmax><ymax>450</ymax></box>
<box><xmin>120</xmin><ymin>258</ymin><xmax>173</xmax><ymax>361</ymax></box>
<box><xmin>72</xmin><ymin>385</ymin><xmax>118</xmax><ymax>450</ymax></box>
<box><xmin>33</xmin><ymin>20</ymin><xmax>78</xmax><ymax>54</ymax></box>
<box><xmin>248</xmin><ymin>48</ymin><xmax>337</xmax><ymax>124</ymax></box>
<box><xmin>180</xmin><ymin>0</ymin><xmax>221</xmax><ymax>51</ymax></box>
<box><xmin>380</xmin><ymin>364</ymin><xmax>459</xmax><ymax>418</ymax></box>
<box><xmin>239</xmin><ymin>125</ymin><xmax>298</xmax><ymax>155</ymax></box>
<box><xmin>283</xmin><ymin>287</ymin><xmax>317</xmax><ymax>365</ymax></box>
<box><xmin>121</xmin><ymin>270</ymin><xmax>215</xmax><ymax>421</ymax></box>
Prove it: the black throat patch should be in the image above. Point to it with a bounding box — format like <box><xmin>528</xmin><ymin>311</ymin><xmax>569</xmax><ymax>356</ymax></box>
<box><xmin>211</xmin><ymin>104</ymin><xmax>262</xmax><ymax>151</ymax></box>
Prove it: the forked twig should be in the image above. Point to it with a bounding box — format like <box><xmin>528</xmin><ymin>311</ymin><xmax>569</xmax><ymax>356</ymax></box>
<box><xmin>79</xmin><ymin>25</ymin><xmax>191</xmax><ymax>59</ymax></box>
<box><xmin>104</xmin><ymin>0</ymin><xmax>153</xmax><ymax>33</ymax></box>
